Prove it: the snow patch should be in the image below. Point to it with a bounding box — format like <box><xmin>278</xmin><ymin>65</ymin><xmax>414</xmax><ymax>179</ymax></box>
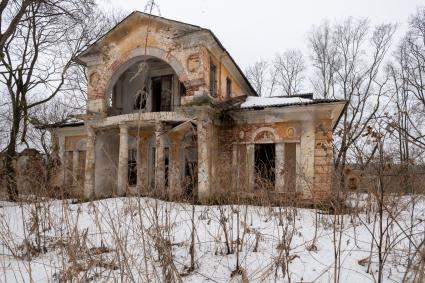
<box><xmin>240</xmin><ymin>96</ymin><xmax>313</xmax><ymax>108</ymax></box>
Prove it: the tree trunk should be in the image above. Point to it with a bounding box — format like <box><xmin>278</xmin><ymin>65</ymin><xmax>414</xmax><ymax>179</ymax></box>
<box><xmin>5</xmin><ymin>106</ymin><xmax>20</xmax><ymax>201</ymax></box>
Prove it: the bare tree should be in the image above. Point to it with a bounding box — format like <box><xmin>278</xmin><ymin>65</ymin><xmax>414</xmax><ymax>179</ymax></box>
<box><xmin>309</xmin><ymin>18</ymin><xmax>396</xmax><ymax>176</ymax></box>
<box><xmin>273</xmin><ymin>49</ymin><xmax>305</xmax><ymax>96</ymax></box>
<box><xmin>245</xmin><ymin>60</ymin><xmax>269</xmax><ymax>96</ymax></box>
<box><xmin>0</xmin><ymin>0</ymin><xmax>35</xmax><ymax>56</ymax></box>
<box><xmin>0</xmin><ymin>0</ymin><xmax>110</xmax><ymax>201</ymax></box>
<box><xmin>308</xmin><ymin>20</ymin><xmax>339</xmax><ymax>99</ymax></box>
<box><xmin>387</xmin><ymin>7</ymin><xmax>425</xmax><ymax>156</ymax></box>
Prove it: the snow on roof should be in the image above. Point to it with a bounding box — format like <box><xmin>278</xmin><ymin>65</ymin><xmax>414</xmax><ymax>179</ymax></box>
<box><xmin>240</xmin><ymin>96</ymin><xmax>314</xmax><ymax>109</ymax></box>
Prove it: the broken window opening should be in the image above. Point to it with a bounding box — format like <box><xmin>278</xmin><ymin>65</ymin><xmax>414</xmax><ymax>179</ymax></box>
<box><xmin>210</xmin><ymin>62</ymin><xmax>217</xmax><ymax>97</ymax></box>
<box><xmin>254</xmin><ymin>144</ymin><xmax>275</xmax><ymax>190</ymax></box>
<box><xmin>284</xmin><ymin>143</ymin><xmax>297</xmax><ymax>192</ymax></box>
<box><xmin>128</xmin><ymin>148</ymin><xmax>137</xmax><ymax>186</ymax></box>
<box><xmin>226</xmin><ymin>77</ymin><xmax>232</xmax><ymax>99</ymax></box>
<box><xmin>182</xmin><ymin>133</ymin><xmax>197</xmax><ymax>197</ymax></box>
<box><xmin>149</xmin><ymin>146</ymin><xmax>156</xmax><ymax>190</ymax></box>
<box><xmin>134</xmin><ymin>87</ymin><xmax>147</xmax><ymax>111</ymax></box>
<box><xmin>152</xmin><ymin>75</ymin><xmax>173</xmax><ymax>112</ymax></box>
<box><xmin>179</xmin><ymin>82</ymin><xmax>187</xmax><ymax>97</ymax></box>
<box><xmin>148</xmin><ymin>145</ymin><xmax>171</xmax><ymax>190</ymax></box>
<box><xmin>109</xmin><ymin>58</ymin><xmax>182</xmax><ymax>116</ymax></box>
<box><xmin>164</xmin><ymin>147</ymin><xmax>170</xmax><ymax>189</ymax></box>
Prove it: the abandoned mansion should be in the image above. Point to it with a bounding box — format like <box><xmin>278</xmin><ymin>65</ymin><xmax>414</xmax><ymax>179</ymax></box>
<box><xmin>50</xmin><ymin>11</ymin><xmax>346</xmax><ymax>202</ymax></box>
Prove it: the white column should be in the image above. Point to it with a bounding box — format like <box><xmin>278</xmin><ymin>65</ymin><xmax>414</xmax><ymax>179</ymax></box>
<box><xmin>84</xmin><ymin>127</ymin><xmax>96</xmax><ymax>199</ymax></box>
<box><xmin>275</xmin><ymin>143</ymin><xmax>285</xmax><ymax>192</ymax></box>
<box><xmin>117</xmin><ymin>124</ymin><xmax>129</xmax><ymax>196</ymax></box>
<box><xmin>197</xmin><ymin>114</ymin><xmax>212</xmax><ymax>201</ymax></box>
<box><xmin>155</xmin><ymin>122</ymin><xmax>165</xmax><ymax>192</ymax></box>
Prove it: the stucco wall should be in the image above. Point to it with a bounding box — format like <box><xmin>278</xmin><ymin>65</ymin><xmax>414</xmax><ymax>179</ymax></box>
<box><xmin>214</xmin><ymin>119</ymin><xmax>334</xmax><ymax>201</ymax></box>
<box><xmin>84</xmin><ymin>16</ymin><xmax>248</xmax><ymax>114</ymax></box>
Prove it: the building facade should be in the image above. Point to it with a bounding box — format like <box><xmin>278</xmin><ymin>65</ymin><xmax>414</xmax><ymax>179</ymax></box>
<box><xmin>52</xmin><ymin>12</ymin><xmax>346</xmax><ymax>202</ymax></box>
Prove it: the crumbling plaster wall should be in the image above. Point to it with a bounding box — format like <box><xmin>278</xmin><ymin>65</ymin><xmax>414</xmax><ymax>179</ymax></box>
<box><xmin>209</xmin><ymin>54</ymin><xmax>246</xmax><ymax>100</ymax></box>
<box><xmin>53</xmin><ymin>127</ymin><xmax>88</xmax><ymax>196</ymax></box>
<box><xmin>216</xmin><ymin>122</ymin><xmax>300</xmax><ymax>193</ymax></box>
<box><xmin>94</xmin><ymin>130</ymin><xmax>119</xmax><ymax>196</ymax></box>
<box><xmin>313</xmin><ymin>119</ymin><xmax>334</xmax><ymax>200</ymax></box>
<box><xmin>85</xmin><ymin>17</ymin><xmax>246</xmax><ymax>114</ymax></box>
<box><xmin>214</xmin><ymin>118</ymin><xmax>334</xmax><ymax>201</ymax></box>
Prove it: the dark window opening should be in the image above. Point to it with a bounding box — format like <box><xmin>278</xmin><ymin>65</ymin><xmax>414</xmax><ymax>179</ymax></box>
<box><xmin>284</xmin><ymin>143</ymin><xmax>297</xmax><ymax>192</ymax></box>
<box><xmin>128</xmin><ymin>148</ymin><xmax>137</xmax><ymax>186</ymax></box>
<box><xmin>152</xmin><ymin>75</ymin><xmax>173</xmax><ymax>112</ymax></box>
<box><xmin>179</xmin><ymin>82</ymin><xmax>187</xmax><ymax>97</ymax></box>
<box><xmin>254</xmin><ymin>144</ymin><xmax>275</xmax><ymax>190</ymax></box>
<box><xmin>152</xmin><ymin>79</ymin><xmax>161</xmax><ymax>112</ymax></box>
<box><xmin>149</xmin><ymin>147</ymin><xmax>156</xmax><ymax>190</ymax></box>
<box><xmin>226</xmin><ymin>77</ymin><xmax>232</xmax><ymax>98</ymax></box>
<box><xmin>148</xmin><ymin>146</ymin><xmax>170</xmax><ymax>190</ymax></box>
<box><xmin>164</xmin><ymin>147</ymin><xmax>170</xmax><ymax>189</ymax></box>
<box><xmin>134</xmin><ymin>87</ymin><xmax>147</xmax><ymax>110</ymax></box>
<box><xmin>210</xmin><ymin>63</ymin><xmax>217</xmax><ymax>97</ymax></box>
<box><xmin>183</xmin><ymin>135</ymin><xmax>197</xmax><ymax>197</ymax></box>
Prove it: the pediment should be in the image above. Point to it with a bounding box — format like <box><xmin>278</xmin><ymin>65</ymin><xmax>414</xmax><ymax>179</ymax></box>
<box><xmin>77</xmin><ymin>11</ymin><xmax>203</xmax><ymax>60</ymax></box>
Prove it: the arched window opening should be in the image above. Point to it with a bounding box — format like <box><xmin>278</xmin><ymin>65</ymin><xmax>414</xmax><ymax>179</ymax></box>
<box><xmin>108</xmin><ymin>57</ymin><xmax>183</xmax><ymax>116</ymax></box>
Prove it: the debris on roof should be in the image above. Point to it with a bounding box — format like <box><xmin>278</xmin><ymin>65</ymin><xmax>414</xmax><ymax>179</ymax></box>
<box><xmin>33</xmin><ymin>117</ymin><xmax>84</xmax><ymax>129</ymax></box>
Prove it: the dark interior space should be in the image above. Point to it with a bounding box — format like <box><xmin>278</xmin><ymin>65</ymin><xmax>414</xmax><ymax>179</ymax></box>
<box><xmin>128</xmin><ymin>148</ymin><xmax>137</xmax><ymax>186</ymax></box>
<box><xmin>183</xmin><ymin>135</ymin><xmax>197</xmax><ymax>197</ymax></box>
<box><xmin>255</xmin><ymin>143</ymin><xmax>275</xmax><ymax>189</ymax></box>
<box><xmin>152</xmin><ymin>75</ymin><xmax>172</xmax><ymax>112</ymax></box>
<box><xmin>152</xmin><ymin>78</ymin><xmax>162</xmax><ymax>112</ymax></box>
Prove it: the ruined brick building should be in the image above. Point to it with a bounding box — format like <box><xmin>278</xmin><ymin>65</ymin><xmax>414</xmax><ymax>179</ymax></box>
<box><xmin>51</xmin><ymin>12</ymin><xmax>346</xmax><ymax>202</ymax></box>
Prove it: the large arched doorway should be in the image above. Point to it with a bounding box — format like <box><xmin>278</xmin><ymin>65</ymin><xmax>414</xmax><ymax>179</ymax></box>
<box><xmin>108</xmin><ymin>56</ymin><xmax>186</xmax><ymax>116</ymax></box>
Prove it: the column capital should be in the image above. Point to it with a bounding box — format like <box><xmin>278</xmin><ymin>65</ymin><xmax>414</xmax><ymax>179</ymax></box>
<box><xmin>155</xmin><ymin>121</ymin><xmax>166</xmax><ymax>132</ymax></box>
<box><xmin>119</xmin><ymin>123</ymin><xmax>129</xmax><ymax>130</ymax></box>
<box><xmin>86</xmin><ymin>126</ymin><xmax>96</xmax><ymax>137</ymax></box>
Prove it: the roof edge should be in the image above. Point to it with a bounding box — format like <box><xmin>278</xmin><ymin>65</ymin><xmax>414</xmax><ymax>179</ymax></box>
<box><xmin>76</xmin><ymin>11</ymin><xmax>203</xmax><ymax>64</ymax></box>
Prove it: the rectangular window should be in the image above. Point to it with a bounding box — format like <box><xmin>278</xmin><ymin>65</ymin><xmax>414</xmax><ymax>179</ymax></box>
<box><xmin>151</xmin><ymin>75</ymin><xmax>173</xmax><ymax>112</ymax></box>
<box><xmin>210</xmin><ymin>63</ymin><xmax>217</xmax><ymax>97</ymax></box>
<box><xmin>128</xmin><ymin>148</ymin><xmax>137</xmax><ymax>186</ymax></box>
<box><xmin>226</xmin><ymin>77</ymin><xmax>232</xmax><ymax>98</ymax></box>
<box><xmin>254</xmin><ymin>144</ymin><xmax>275</xmax><ymax>190</ymax></box>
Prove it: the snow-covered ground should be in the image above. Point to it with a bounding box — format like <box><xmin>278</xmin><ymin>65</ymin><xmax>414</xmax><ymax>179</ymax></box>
<box><xmin>1</xmin><ymin>195</ymin><xmax>424</xmax><ymax>282</ymax></box>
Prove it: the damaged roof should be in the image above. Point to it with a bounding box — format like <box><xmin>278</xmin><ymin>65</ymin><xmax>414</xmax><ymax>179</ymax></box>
<box><xmin>34</xmin><ymin>117</ymin><xmax>84</xmax><ymax>129</ymax></box>
<box><xmin>229</xmin><ymin>95</ymin><xmax>346</xmax><ymax>110</ymax></box>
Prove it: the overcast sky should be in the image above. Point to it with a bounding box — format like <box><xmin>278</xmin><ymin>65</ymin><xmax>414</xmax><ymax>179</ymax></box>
<box><xmin>101</xmin><ymin>0</ymin><xmax>423</xmax><ymax>73</ymax></box>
